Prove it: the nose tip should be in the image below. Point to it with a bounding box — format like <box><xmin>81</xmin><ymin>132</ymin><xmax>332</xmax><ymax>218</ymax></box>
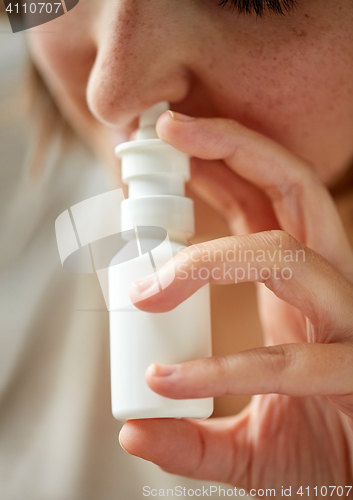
<box><xmin>86</xmin><ymin>6</ymin><xmax>191</xmax><ymax>129</ymax></box>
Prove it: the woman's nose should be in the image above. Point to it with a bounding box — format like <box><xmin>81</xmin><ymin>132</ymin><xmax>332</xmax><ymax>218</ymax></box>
<box><xmin>86</xmin><ymin>1</ymin><xmax>192</xmax><ymax>129</ymax></box>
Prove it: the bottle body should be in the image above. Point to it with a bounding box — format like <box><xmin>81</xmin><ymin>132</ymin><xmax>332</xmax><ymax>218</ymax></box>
<box><xmin>109</xmin><ymin>239</ymin><xmax>213</xmax><ymax>421</ymax></box>
<box><xmin>110</xmin><ymin>102</ymin><xmax>213</xmax><ymax>420</ymax></box>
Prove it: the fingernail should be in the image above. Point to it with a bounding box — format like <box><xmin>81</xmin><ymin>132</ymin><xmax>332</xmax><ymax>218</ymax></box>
<box><xmin>149</xmin><ymin>363</ymin><xmax>177</xmax><ymax>377</ymax></box>
<box><xmin>131</xmin><ymin>274</ymin><xmax>156</xmax><ymax>293</ymax></box>
<box><xmin>118</xmin><ymin>430</ymin><xmax>127</xmax><ymax>451</ymax></box>
<box><xmin>168</xmin><ymin>110</ymin><xmax>195</xmax><ymax>122</ymax></box>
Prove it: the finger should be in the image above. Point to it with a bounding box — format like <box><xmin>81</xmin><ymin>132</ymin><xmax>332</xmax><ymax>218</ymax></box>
<box><xmin>157</xmin><ymin>112</ymin><xmax>353</xmax><ymax>277</ymax></box>
<box><xmin>119</xmin><ymin>414</ymin><xmax>250</xmax><ymax>485</ymax></box>
<box><xmin>131</xmin><ymin>231</ymin><xmax>353</xmax><ymax>339</ymax></box>
<box><xmin>189</xmin><ymin>157</ymin><xmax>280</xmax><ymax>234</ymax></box>
<box><xmin>145</xmin><ymin>342</ymin><xmax>353</xmax><ymax>401</ymax></box>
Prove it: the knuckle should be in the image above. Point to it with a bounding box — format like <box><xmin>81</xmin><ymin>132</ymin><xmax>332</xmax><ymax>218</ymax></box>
<box><xmin>174</xmin><ymin>245</ymin><xmax>201</xmax><ymax>268</ymax></box>
<box><xmin>211</xmin><ymin>355</ymin><xmax>233</xmax><ymax>394</ymax></box>
<box><xmin>212</xmin><ymin>355</ymin><xmax>230</xmax><ymax>376</ymax></box>
<box><xmin>183</xmin><ymin>239</ymin><xmax>232</xmax><ymax>264</ymax></box>
<box><xmin>263</xmin><ymin>345</ymin><xmax>292</xmax><ymax>393</ymax></box>
<box><xmin>274</xmin><ymin>159</ymin><xmax>319</xmax><ymax>201</ymax></box>
<box><xmin>183</xmin><ymin>242</ymin><xmax>206</xmax><ymax>262</ymax></box>
<box><xmin>266</xmin><ymin>229</ymin><xmax>301</xmax><ymax>252</ymax></box>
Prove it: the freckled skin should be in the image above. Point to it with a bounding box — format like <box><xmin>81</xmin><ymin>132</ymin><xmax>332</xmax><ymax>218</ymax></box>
<box><xmin>27</xmin><ymin>0</ymin><xmax>353</xmax><ymax>183</ymax></box>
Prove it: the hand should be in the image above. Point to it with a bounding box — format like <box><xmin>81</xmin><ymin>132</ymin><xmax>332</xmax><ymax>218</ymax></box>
<box><xmin>120</xmin><ymin>112</ymin><xmax>353</xmax><ymax>495</ymax></box>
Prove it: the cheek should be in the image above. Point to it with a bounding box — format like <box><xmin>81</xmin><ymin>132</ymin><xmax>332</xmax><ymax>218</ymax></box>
<box><xmin>209</xmin><ymin>43</ymin><xmax>353</xmax><ymax>181</ymax></box>
<box><xmin>196</xmin><ymin>3</ymin><xmax>353</xmax><ymax>181</ymax></box>
<box><xmin>29</xmin><ymin>35</ymin><xmax>95</xmax><ymax>94</ymax></box>
<box><xmin>27</xmin><ymin>12</ymin><xmax>97</xmax><ymax>125</ymax></box>
<box><xmin>265</xmin><ymin>48</ymin><xmax>353</xmax><ymax>181</ymax></box>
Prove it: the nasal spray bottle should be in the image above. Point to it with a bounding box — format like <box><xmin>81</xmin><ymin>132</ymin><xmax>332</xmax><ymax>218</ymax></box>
<box><xmin>109</xmin><ymin>102</ymin><xmax>213</xmax><ymax>420</ymax></box>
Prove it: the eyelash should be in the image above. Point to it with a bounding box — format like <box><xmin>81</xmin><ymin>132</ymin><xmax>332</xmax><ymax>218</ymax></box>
<box><xmin>217</xmin><ymin>0</ymin><xmax>297</xmax><ymax>16</ymax></box>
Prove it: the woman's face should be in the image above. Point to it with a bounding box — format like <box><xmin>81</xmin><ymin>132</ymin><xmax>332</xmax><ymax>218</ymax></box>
<box><xmin>28</xmin><ymin>0</ymin><xmax>353</xmax><ymax>184</ymax></box>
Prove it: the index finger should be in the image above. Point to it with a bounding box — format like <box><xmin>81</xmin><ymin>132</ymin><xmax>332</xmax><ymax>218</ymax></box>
<box><xmin>157</xmin><ymin>112</ymin><xmax>353</xmax><ymax>278</ymax></box>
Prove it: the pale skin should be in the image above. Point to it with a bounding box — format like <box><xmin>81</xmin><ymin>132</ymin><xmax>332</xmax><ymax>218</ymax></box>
<box><xmin>27</xmin><ymin>0</ymin><xmax>353</xmax><ymax>495</ymax></box>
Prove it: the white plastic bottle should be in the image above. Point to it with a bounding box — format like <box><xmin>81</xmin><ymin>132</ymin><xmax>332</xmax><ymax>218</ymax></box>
<box><xmin>109</xmin><ymin>102</ymin><xmax>213</xmax><ymax>420</ymax></box>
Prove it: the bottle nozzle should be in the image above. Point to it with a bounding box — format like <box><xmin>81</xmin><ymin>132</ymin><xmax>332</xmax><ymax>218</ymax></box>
<box><xmin>136</xmin><ymin>102</ymin><xmax>169</xmax><ymax>140</ymax></box>
<box><xmin>115</xmin><ymin>101</ymin><xmax>194</xmax><ymax>236</ymax></box>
